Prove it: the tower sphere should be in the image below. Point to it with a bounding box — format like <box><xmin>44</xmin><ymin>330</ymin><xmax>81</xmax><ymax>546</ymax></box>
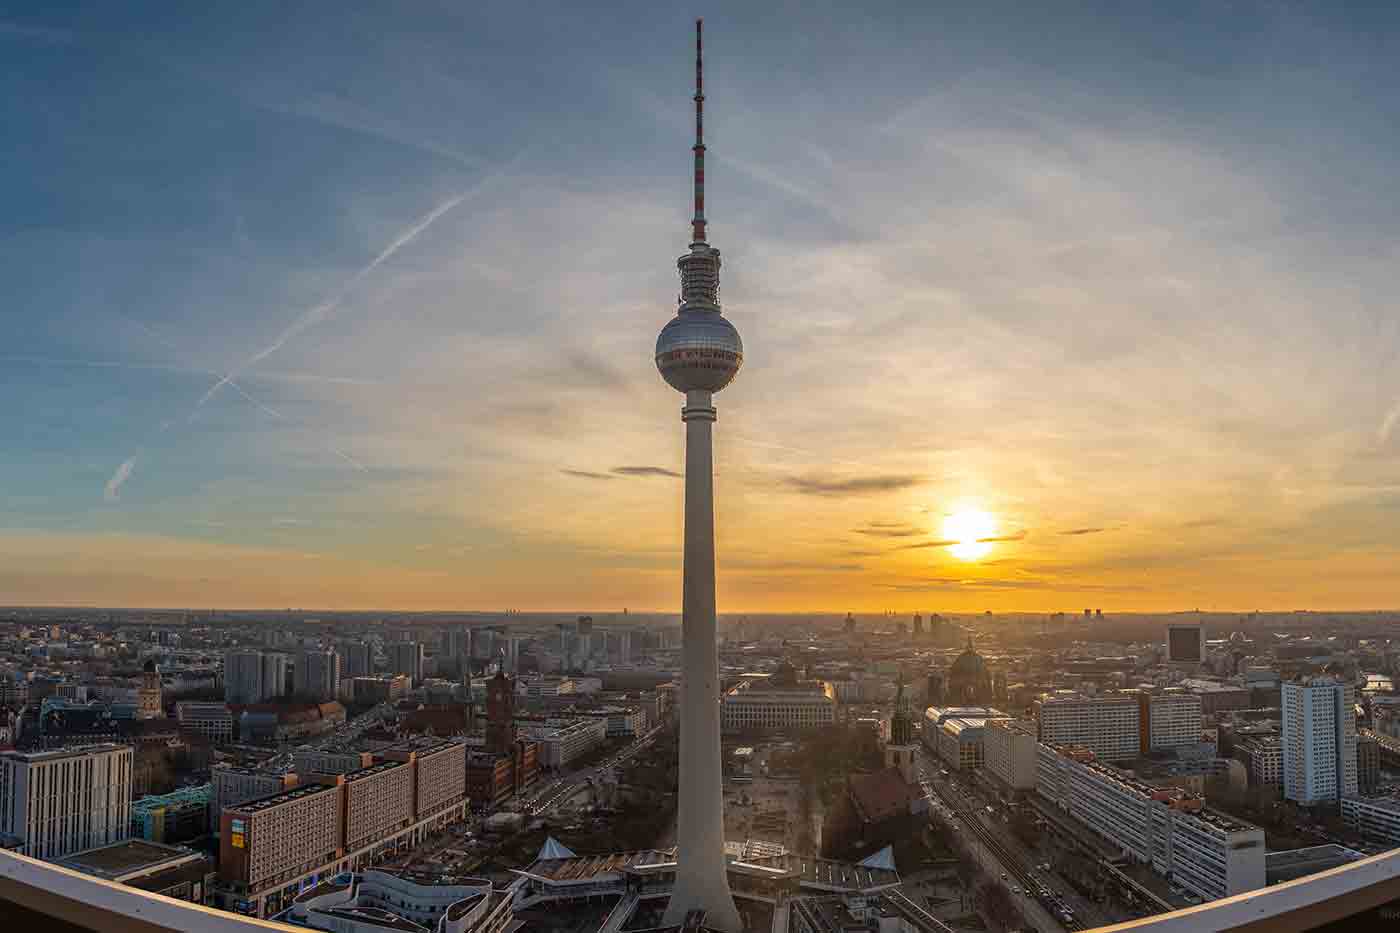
<box><xmin>655</xmin><ymin>308</ymin><xmax>743</xmax><ymax>394</ymax></box>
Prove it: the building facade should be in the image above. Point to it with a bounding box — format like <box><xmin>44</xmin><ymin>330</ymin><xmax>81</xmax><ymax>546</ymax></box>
<box><xmin>0</xmin><ymin>744</ymin><xmax>133</xmax><ymax>860</ymax></box>
<box><xmin>1147</xmin><ymin>692</ymin><xmax>1203</xmax><ymax>752</ymax></box>
<box><xmin>1037</xmin><ymin>744</ymin><xmax>1266</xmax><ymax>901</ymax></box>
<box><xmin>391</xmin><ymin>642</ymin><xmax>425</xmax><ymax>684</ymax></box>
<box><xmin>720</xmin><ymin>679</ymin><xmax>836</xmax><ymax>734</ymax></box>
<box><xmin>1340</xmin><ymin>795</ymin><xmax>1400</xmax><ymax>846</ymax></box>
<box><xmin>174</xmin><ymin>701</ymin><xmax>234</xmax><ymax>744</ymax></box>
<box><xmin>294</xmin><ymin>650</ymin><xmax>341</xmax><ymax>702</ymax></box>
<box><xmin>1282</xmin><ymin>678</ymin><xmax>1358</xmax><ymax>806</ymax></box>
<box><xmin>1035</xmin><ymin>692</ymin><xmax>1141</xmax><ymax>761</ymax></box>
<box><xmin>984</xmin><ymin>718</ymin><xmax>1039</xmax><ymax>791</ymax></box>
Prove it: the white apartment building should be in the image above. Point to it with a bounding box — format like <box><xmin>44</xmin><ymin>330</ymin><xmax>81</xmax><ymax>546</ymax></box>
<box><xmin>984</xmin><ymin>718</ymin><xmax>1039</xmax><ymax>790</ymax></box>
<box><xmin>1282</xmin><ymin>678</ymin><xmax>1358</xmax><ymax>805</ymax></box>
<box><xmin>721</xmin><ymin>680</ymin><xmax>836</xmax><ymax>734</ymax></box>
<box><xmin>1340</xmin><ymin>794</ymin><xmax>1400</xmax><ymax>846</ymax></box>
<box><xmin>1149</xmin><ymin>692</ymin><xmax>1203</xmax><ymax>751</ymax></box>
<box><xmin>174</xmin><ymin>701</ymin><xmax>234</xmax><ymax>744</ymax></box>
<box><xmin>1037</xmin><ymin>744</ymin><xmax>1266</xmax><ymax>901</ymax></box>
<box><xmin>1035</xmin><ymin>692</ymin><xmax>1141</xmax><ymax>761</ymax></box>
<box><xmin>0</xmin><ymin>744</ymin><xmax>133</xmax><ymax>860</ymax></box>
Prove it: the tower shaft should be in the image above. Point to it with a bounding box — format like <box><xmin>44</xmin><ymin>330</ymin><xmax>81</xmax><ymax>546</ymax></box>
<box><xmin>664</xmin><ymin>389</ymin><xmax>741</xmax><ymax>931</ymax></box>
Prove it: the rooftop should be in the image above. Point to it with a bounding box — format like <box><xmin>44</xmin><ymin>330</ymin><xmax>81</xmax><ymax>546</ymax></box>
<box><xmin>58</xmin><ymin>839</ymin><xmax>201</xmax><ymax>879</ymax></box>
<box><xmin>229</xmin><ymin>780</ymin><xmax>336</xmax><ymax>813</ymax></box>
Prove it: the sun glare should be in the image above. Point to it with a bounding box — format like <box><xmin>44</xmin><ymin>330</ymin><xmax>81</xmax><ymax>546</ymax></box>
<box><xmin>943</xmin><ymin>509</ymin><xmax>996</xmax><ymax>561</ymax></box>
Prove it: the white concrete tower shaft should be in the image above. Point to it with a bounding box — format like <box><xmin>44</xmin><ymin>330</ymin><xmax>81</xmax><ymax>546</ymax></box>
<box><xmin>658</xmin><ymin>18</ymin><xmax>742</xmax><ymax>933</ymax></box>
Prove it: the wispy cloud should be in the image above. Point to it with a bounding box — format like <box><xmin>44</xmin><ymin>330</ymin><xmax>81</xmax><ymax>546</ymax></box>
<box><xmin>854</xmin><ymin>523</ymin><xmax>923</xmax><ymax>538</ymax></box>
<box><xmin>893</xmin><ymin>539</ymin><xmax>960</xmax><ymax>551</ymax></box>
<box><xmin>978</xmin><ymin>530</ymin><xmax>1028</xmax><ymax>543</ymax></box>
<box><xmin>612</xmin><ymin>466</ymin><xmax>681</xmax><ymax>478</ymax></box>
<box><xmin>104</xmin><ymin>458</ymin><xmax>136</xmax><ymax>503</ymax></box>
<box><xmin>561</xmin><ymin>470</ymin><xmax>614</xmax><ymax>481</ymax></box>
<box><xmin>1381</xmin><ymin>400</ymin><xmax>1400</xmax><ymax>445</ymax></box>
<box><xmin>1060</xmin><ymin>527</ymin><xmax>1106</xmax><ymax>536</ymax></box>
<box><xmin>785</xmin><ymin>474</ymin><xmax>924</xmax><ymax>497</ymax></box>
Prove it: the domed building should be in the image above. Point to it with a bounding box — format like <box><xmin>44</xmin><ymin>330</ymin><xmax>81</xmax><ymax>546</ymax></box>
<box><xmin>945</xmin><ymin>638</ymin><xmax>994</xmax><ymax>705</ymax></box>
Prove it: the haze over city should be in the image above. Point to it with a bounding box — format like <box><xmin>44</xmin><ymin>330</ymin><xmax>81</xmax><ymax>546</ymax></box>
<box><xmin>5</xmin><ymin>2</ymin><xmax>1400</xmax><ymax>612</ymax></box>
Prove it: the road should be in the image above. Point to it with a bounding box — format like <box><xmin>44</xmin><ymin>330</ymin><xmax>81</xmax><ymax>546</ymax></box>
<box><xmin>917</xmin><ymin>751</ymin><xmax>1079</xmax><ymax>933</ymax></box>
<box><xmin>522</xmin><ymin>725</ymin><xmax>666</xmax><ymax>815</ymax></box>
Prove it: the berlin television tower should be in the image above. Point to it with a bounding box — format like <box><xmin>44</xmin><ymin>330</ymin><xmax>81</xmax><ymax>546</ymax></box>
<box><xmin>654</xmin><ymin>18</ymin><xmax>744</xmax><ymax>933</ymax></box>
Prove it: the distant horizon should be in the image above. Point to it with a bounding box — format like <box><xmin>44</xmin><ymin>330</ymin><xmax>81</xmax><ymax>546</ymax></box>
<box><xmin>6</xmin><ymin>603</ymin><xmax>1399</xmax><ymax>619</ymax></box>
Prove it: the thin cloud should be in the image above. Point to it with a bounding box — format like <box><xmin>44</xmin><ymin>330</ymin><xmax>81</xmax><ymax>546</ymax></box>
<box><xmin>561</xmin><ymin>470</ymin><xmax>614</xmax><ymax>481</ymax></box>
<box><xmin>612</xmin><ymin>466</ymin><xmax>682</xmax><ymax>478</ymax></box>
<box><xmin>892</xmin><ymin>539</ymin><xmax>960</xmax><ymax>551</ymax></box>
<box><xmin>785</xmin><ymin>474</ymin><xmax>924</xmax><ymax>497</ymax></box>
<box><xmin>1060</xmin><ymin>527</ymin><xmax>1106</xmax><ymax>536</ymax></box>
<box><xmin>103</xmin><ymin>458</ymin><xmax>136</xmax><ymax>503</ymax></box>
<box><xmin>854</xmin><ymin>524</ymin><xmax>923</xmax><ymax>538</ymax></box>
<box><xmin>1380</xmin><ymin>400</ymin><xmax>1400</xmax><ymax>445</ymax></box>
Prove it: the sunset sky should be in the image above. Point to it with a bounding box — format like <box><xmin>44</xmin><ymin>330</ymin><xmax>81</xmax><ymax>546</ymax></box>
<box><xmin>3</xmin><ymin>2</ymin><xmax>1399</xmax><ymax>612</ymax></box>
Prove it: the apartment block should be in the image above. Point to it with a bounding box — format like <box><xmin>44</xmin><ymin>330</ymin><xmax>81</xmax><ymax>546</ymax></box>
<box><xmin>1282</xmin><ymin>678</ymin><xmax>1358</xmax><ymax>805</ymax></box>
<box><xmin>1341</xmin><ymin>794</ymin><xmax>1400</xmax><ymax>846</ymax></box>
<box><xmin>219</xmin><ymin>783</ymin><xmax>343</xmax><ymax>909</ymax></box>
<box><xmin>210</xmin><ymin>766</ymin><xmax>298</xmax><ymax>831</ymax></box>
<box><xmin>0</xmin><ymin>744</ymin><xmax>133</xmax><ymax>860</ymax></box>
<box><xmin>1147</xmin><ymin>692</ymin><xmax>1204</xmax><ymax>752</ymax></box>
<box><xmin>1035</xmin><ymin>692</ymin><xmax>1141</xmax><ymax>761</ymax></box>
<box><xmin>984</xmin><ymin>718</ymin><xmax>1038</xmax><ymax>791</ymax></box>
<box><xmin>1038</xmin><ymin>744</ymin><xmax>1265</xmax><ymax>901</ymax></box>
<box><xmin>325</xmin><ymin>762</ymin><xmax>414</xmax><ymax>853</ymax></box>
<box><xmin>379</xmin><ymin>739</ymin><xmax>468</xmax><ymax>821</ymax></box>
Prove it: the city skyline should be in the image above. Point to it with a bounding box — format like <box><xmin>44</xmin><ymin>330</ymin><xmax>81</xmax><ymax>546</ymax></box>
<box><xmin>5</xmin><ymin>3</ymin><xmax>1400</xmax><ymax>612</ymax></box>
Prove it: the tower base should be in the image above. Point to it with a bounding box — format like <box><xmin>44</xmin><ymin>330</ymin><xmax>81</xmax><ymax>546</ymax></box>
<box><xmin>662</xmin><ymin>870</ymin><xmax>743</xmax><ymax>932</ymax></box>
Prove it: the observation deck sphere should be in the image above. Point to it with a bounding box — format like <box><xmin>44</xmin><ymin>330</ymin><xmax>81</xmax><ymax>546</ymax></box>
<box><xmin>655</xmin><ymin>310</ymin><xmax>744</xmax><ymax>393</ymax></box>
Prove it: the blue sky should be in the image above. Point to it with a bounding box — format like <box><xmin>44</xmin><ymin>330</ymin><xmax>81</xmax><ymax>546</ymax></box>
<box><xmin>3</xmin><ymin>2</ymin><xmax>1399</xmax><ymax>610</ymax></box>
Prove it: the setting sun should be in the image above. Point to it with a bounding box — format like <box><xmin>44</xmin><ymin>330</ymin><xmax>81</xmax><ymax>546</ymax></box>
<box><xmin>943</xmin><ymin>509</ymin><xmax>996</xmax><ymax>561</ymax></box>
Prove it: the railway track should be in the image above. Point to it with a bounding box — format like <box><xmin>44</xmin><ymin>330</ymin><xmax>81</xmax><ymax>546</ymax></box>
<box><xmin>925</xmin><ymin>774</ymin><xmax>1087</xmax><ymax>931</ymax></box>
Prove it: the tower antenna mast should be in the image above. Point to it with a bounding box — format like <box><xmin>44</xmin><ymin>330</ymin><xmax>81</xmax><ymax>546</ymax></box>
<box><xmin>692</xmin><ymin>18</ymin><xmax>706</xmax><ymax>245</ymax></box>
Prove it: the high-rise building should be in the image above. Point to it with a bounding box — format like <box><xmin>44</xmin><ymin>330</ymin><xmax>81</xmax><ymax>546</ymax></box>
<box><xmin>984</xmin><ymin>718</ymin><xmax>1039</xmax><ymax>790</ymax></box>
<box><xmin>342</xmin><ymin>641</ymin><xmax>372</xmax><ymax>678</ymax></box>
<box><xmin>1035</xmin><ymin>692</ymin><xmax>1141</xmax><ymax>761</ymax></box>
<box><xmin>652</xmin><ymin>21</ymin><xmax>743</xmax><ymax>930</ymax></box>
<box><xmin>0</xmin><ymin>744</ymin><xmax>133</xmax><ymax>859</ymax></box>
<box><xmin>225</xmin><ymin>650</ymin><xmax>287</xmax><ymax>704</ymax></box>
<box><xmin>391</xmin><ymin>642</ymin><xmax>425</xmax><ymax>684</ymax></box>
<box><xmin>294</xmin><ymin>650</ymin><xmax>341</xmax><ymax>701</ymax></box>
<box><xmin>261</xmin><ymin>653</ymin><xmax>288</xmax><ymax>701</ymax></box>
<box><xmin>1145</xmin><ymin>692</ymin><xmax>1204</xmax><ymax>753</ymax></box>
<box><xmin>912</xmin><ymin>613</ymin><xmax>923</xmax><ymax>637</ymax></box>
<box><xmin>1282</xmin><ymin>677</ymin><xmax>1358</xmax><ymax>805</ymax></box>
<box><xmin>446</xmin><ymin>628</ymin><xmax>471</xmax><ymax>661</ymax></box>
<box><xmin>1167</xmin><ymin>622</ymin><xmax>1205</xmax><ymax>665</ymax></box>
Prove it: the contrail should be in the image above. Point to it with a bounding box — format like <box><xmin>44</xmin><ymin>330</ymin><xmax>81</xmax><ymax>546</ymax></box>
<box><xmin>1381</xmin><ymin>399</ymin><xmax>1400</xmax><ymax>445</ymax></box>
<box><xmin>104</xmin><ymin>457</ymin><xmax>136</xmax><ymax>502</ymax></box>
<box><xmin>196</xmin><ymin>154</ymin><xmax>523</xmax><ymax>411</ymax></box>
